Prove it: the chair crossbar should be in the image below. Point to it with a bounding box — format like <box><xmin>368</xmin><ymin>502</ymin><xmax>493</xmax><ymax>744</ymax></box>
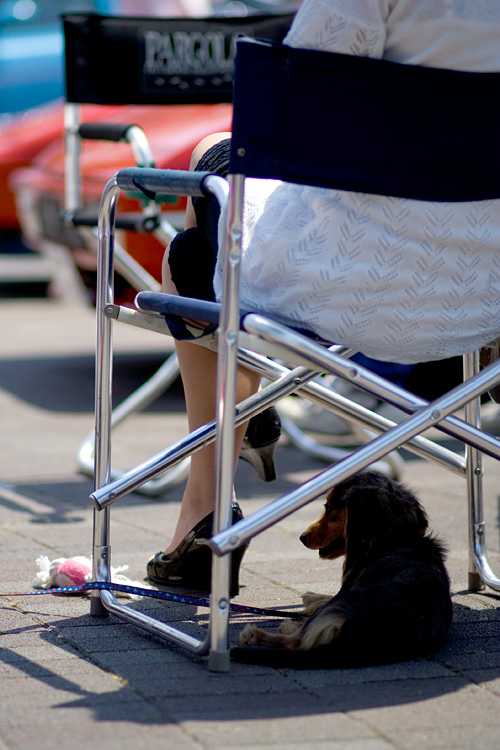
<box><xmin>242</xmin><ymin>314</ymin><xmax>500</xmax><ymax>461</ymax></box>
<box><xmin>132</xmin><ymin>288</ymin><xmax>476</xmax><ymax>468</ymax></box>
<box><xmin>210</xmin><ymin>354</ymin><xmax>500</xmax><ymax>561</ymax></box>
<box><xmin>93</xmin><ymin>299</ymin><xmax>466</xmax><ymax>515</ymax></box>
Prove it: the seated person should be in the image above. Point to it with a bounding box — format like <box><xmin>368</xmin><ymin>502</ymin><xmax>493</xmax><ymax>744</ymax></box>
<box><xmin>147</xmin><ymin>0</ymin><xmax>500</xmax><ymax>595</ymax></box>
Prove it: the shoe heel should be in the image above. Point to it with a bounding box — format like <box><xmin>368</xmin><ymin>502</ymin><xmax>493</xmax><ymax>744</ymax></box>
<box><xmin>239</xmin><ymin>440</ymin><xmax>278</xmax><ymax>482</ymax></box>
<box><xmin>239</xmin><ymin>407</ymin><xmax>281</xmax><ymax>482</ymax></box>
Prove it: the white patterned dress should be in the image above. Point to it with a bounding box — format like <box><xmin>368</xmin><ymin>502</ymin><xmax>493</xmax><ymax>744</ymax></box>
<box><xmin>213</xmin><ymin>0</ymin><xmax>500</xmax><ymax>364</ymax></box>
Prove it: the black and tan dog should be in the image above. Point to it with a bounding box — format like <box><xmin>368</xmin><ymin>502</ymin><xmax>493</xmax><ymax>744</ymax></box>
<box><xmin>231</xmin><ymin>471</ymin><xmax>452</xmax><ymax>668</ymax></box>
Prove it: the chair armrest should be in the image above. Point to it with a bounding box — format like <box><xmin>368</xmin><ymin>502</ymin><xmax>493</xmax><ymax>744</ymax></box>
<box><xmin>115</xmin><ymin>167</ymin><xmax>224</xmax><ymax>199</ymax></box>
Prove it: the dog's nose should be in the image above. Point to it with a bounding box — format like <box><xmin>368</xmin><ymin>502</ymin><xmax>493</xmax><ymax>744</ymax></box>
<box><xmin>299</xmin><ymin>532</ymin><xmax>309</xmax><ymax>547</ymax></box>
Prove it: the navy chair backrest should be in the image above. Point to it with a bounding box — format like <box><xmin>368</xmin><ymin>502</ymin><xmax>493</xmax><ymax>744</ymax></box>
<box><xmin>229</xmin><ymin>38</ymin><xmax>500</xmax><ymax>201</ymax></box>
<box><xmin>63</xmin><ymin>12</ymin><xmax>295</xmax><ymax>106</ymax></box>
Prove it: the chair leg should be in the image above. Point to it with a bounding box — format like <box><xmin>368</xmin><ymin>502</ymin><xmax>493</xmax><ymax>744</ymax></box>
<box><xmin>208</xmin><ymin>554</ymin><xmax>231</xmax><ymax>672</ymax></box>
<box><xmin>90</xmin><ymin>510</ymin><xmax>111</xmax><ymax>617</ymax></box>
<box><xmin>207</xmin><ymin>172</ymin><xmax>244</xmax><ymax>672</ymax></box>
<box><xmin>464</xmin><ymin>351</ymin><xmax>485</xmax><ymax>591</ymax></box>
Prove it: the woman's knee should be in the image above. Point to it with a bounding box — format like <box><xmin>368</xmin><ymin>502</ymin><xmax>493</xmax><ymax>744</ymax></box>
<box><xmin>189</xmin><ymin>132</ymin><xmax>231</xmax><ymax>170</ymax></box>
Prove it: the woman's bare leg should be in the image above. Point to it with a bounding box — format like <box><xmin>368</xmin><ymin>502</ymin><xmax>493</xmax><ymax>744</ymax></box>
<box><xmin>161</xmin><ymin>133</ymin><xmax>260</xmax><ymax>554</ymax></box>
<box><xmin>164</xmin><ymin>342</ymin><xmax>260</xmax><ymax>553</ymax></box>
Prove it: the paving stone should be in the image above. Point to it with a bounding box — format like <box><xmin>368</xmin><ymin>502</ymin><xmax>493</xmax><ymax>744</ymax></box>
<box><xmin>387</xmin><ymin>724</ymin><xmax>500</xmax><ymax>750</ymax></box>
<box><xmin>177</xmin><ymin>711</ymin><xmax>378</xmax><ymax>747</ymax></box>
<box><xmin>339</xmin><ymin>680</ymin><xmax>500</xmax><ymax>732</ymax></box>
<box><xmin>238</xmin><ymin>743</ymin><xmax>394</xmax><ymax>750</ymax></box>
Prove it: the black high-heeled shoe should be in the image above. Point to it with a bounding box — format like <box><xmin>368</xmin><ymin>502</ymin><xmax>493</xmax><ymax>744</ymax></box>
<box><xmin>146</xmin><ymin>501</ymin><xmax>248</xmax><ymax>597</ymax></box>
<box><xmin>239</xmin><ymin>406</ymin><xmax>281</xmax><ymax>482</ymax></box>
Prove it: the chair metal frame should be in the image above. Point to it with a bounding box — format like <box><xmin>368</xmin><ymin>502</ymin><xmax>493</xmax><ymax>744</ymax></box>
<box><xmin>62</xmin><ymin>14</ymin><xmax>181</xmax><ymax>495</ymax></box>
<box><xmin>61</xmin><ymin>11</ymin><xmax>295</xmax><ymax>495</ymax></box>
<box><xmin>89</xmin><ymin>38</ymin><xmax>500</xmax><ymax>671</ymax></box>
<box><xmin>64</xmin><ymin>102</ymin><xmax>187</xmax><ymax>496</ymax></box>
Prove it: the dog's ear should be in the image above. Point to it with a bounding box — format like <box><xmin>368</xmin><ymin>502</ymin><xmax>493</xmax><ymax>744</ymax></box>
<box><xmin>383</xmin><ymin>479</ymin><xmax>428</xmax><ymax>535</ymax></box>
<box><xmin>343</xmin><ymin>475</ymin><xmax>428</xmax><ymax>552</ymax></box>
<box><xmin>344</xmin><ymin>485</ymin><xmax>389</xmax><ymax>553</ymax></box>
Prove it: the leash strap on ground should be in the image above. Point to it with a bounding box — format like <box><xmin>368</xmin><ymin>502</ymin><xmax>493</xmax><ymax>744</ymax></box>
<box><xmin>0</xmin><ymin>581</ymin><xmax>301</xmax><ymax>618</ymax></box>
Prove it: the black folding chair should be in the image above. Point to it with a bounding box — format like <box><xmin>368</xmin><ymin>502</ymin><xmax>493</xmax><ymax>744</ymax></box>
<box><xmin>61</xmin><ymin>11</ymin><xmax>294</xmax><ymax>494</ymax></box>
<box><xmin>91</xmin><ymin>37</ymin><xmax>500</xmax><ymax>670</ymax></box>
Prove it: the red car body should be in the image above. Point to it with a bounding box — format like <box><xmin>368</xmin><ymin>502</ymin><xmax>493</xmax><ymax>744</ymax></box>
<box><xmin>5</xmin><ymin>101</ymin><xmax>232</xmax><ymax>300</ymax></box>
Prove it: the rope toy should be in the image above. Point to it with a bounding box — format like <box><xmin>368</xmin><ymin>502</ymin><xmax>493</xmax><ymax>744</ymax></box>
<box><xmin>32</xmin><ymin>555</ymin><xmax>145</xmax><ymax>599</ymax></box>
<box><xmin>0</xmin><ymin>555</ymin><xmax>301</xmax><ymax>618</ymax></box>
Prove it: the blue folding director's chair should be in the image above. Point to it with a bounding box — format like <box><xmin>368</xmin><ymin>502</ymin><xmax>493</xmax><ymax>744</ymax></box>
<box><xmin>90</xmin><ymin>37</ymin><xmax>500</xmax><ymax>671</ymax></box>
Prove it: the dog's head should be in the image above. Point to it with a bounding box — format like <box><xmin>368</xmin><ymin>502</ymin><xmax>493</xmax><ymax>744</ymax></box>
<box><xmin>300</xmin><ymin>471</ymin><xmax>428</xmax><ymax>560</ymax></box>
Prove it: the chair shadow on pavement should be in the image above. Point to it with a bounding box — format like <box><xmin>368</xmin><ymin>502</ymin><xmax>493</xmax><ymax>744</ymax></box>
<box><xmin>3</xmin><ymin>437</ymin><xmax>335</xmax><ymax>519</ymax></box>
<box><xmin>1</xmin><ymin>596</ymin><xmax>500</xmax><ymax>725</ymax></box>
<box><xmin>0</xmin><ymin>352</ymin><xmax>186</xmax><ymax>414</ymax></box>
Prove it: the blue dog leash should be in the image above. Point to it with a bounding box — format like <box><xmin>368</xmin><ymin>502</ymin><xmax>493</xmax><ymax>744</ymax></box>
<box><xmin>0</xmin><ymin>581</ymin><xmax>301</xmax><ymax>618</ymax></box>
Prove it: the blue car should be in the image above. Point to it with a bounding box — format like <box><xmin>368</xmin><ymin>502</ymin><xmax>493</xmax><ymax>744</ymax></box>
<box><xmin>0</xmin><ymin>0</ymin><xmax>121</xmax><ymax>116</ymax></box>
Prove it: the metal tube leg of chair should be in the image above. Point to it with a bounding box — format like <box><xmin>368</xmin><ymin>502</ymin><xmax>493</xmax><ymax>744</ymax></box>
<box><xmin>209</xmin><ymin>173</ymin><xmax>241</xmax><ymax>672</ymax></box>
<box><xmin>208</xmin><ymin>555</ymin><xmax>231</xmax><ymax>672</ymax></box>
<box><xmin>91</xmin><ymin>177</ymin><xmax>120</xmax><ymax>616</ymax></box>
<box><xmin>462</xmin><ymin>351</ymin><xmax>500</xmax><ymax>593</ymax></box>
<box><xmin>91</xmin><ymin>528</ymin><xmax>111</xmax><ymax>617</ymax></box>
<box><xmin>464</xmin><ymin>351</ymin><xmax>489</xmax><ymax>592</ymax></box>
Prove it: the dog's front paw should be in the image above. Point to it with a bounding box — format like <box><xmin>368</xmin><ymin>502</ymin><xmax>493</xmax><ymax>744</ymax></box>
<box><xmin>239</xmin><ymin>624</ymin><xmax>264</xmax><ymax>646</ymax></box>
<box><xmin>302</xmin><ymin>591</ymin><xmax>332</xmax><ymax>614</ymax></box>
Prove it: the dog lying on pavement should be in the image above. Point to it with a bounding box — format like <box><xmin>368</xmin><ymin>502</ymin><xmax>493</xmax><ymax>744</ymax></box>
<box><xmin>231</xmin><ymin>471</ymin><xmax>452</xmax><ymax>668</ymax></box>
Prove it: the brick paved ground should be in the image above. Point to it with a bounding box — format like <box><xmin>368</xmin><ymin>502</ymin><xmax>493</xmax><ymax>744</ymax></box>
<box><xmin>1</xmin><ymin>299</ymin><xmax>500</xmax><ymax>750</ymax></box>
